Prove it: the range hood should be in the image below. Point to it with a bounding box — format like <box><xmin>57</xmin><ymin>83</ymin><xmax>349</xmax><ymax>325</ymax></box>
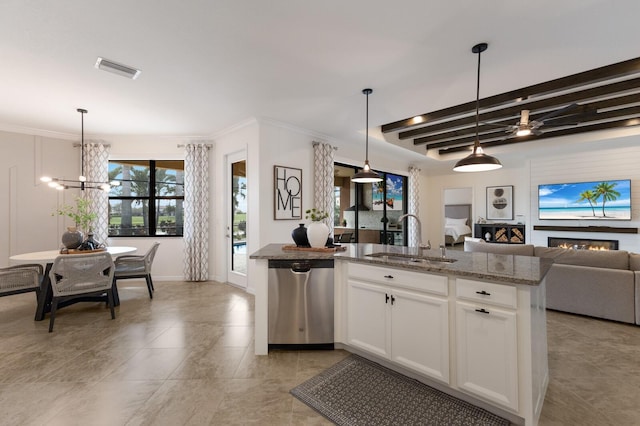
<box><xmin>345</xmin><ymin>186</ymin><xmax>370</xmax><ymax>211</ymax></box>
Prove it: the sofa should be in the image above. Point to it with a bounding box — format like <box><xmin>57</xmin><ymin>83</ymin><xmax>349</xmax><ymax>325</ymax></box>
<box><xmin>464</xmin><ymin>239</ymin><xmax>640</xmax><ymax>325</ymax></box>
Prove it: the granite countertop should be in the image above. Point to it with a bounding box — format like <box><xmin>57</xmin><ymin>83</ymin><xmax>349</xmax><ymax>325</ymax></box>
<box><xmin>250</xmin><ymin>244</ymin><xmax>553</xmax><ymax>285</ymax></box>
<box><xmin>250</xmin><ymin>243</ymin><xmax>338</xmax><ymax>260</ymax></box>
<box><xmin>250</xmin><ymin>243</ymin><xmax>553</xmax><ymax>286</ymax></box>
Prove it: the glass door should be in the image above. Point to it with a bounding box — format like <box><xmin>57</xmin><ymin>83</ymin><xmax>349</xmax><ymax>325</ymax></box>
<box><xmin>227</xmin><ymin>152</ymin><xmax>247</xmax><ymax>288</ymax></box>
<box><xmin>333</xmin><ymin>163</ymin><xmax>408</xmax><ymax>245</ymax></box>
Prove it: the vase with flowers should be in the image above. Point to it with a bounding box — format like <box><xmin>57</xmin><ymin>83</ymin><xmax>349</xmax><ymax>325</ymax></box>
<box><xmin>53</xmin><ymin>197</ymin><xmax>98</xmax><ymax>249</ymax></box>
<box><xmin>305</xmin><ymin>208</ymin><xmax>330</xmax><ymax>248</ymax></box>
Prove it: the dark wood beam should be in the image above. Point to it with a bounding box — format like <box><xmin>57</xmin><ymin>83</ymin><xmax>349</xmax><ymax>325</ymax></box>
<box><xmin>406</xmin><ymin>78</ymin><xmax>640</xmax><ymax>141</ymax></box>
<box><xmin>423</xmin><ymin>105</ymin><xmax>640</xmax><ymax>149</ymax></box>
<box><xmin>382</xmin><ymin>55</ymin><xmax>640</xmax><ymax>134</ymax></box>
<box><xmin>437</xmin><ymin>117</ymin><xmax>640</xmax><ymax>155</ymax></box>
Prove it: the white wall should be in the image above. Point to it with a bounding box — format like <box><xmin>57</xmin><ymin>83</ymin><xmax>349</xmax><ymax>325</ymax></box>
<box><xmin>529</xmin><ymin>141</ymin><xmax>640</xmax><ymax>252</ymax></box>
<box><xmin>427</xmin><ymin>133</ymin><xmax>640</xmax><ymax>253</ymax></box>
<box><xmin>424</xmin><ymin>166</ymin><xmax>528</xmax><ymax>247</ymax></box>
<box><xmin>1</xmin><ymin>131</ymin><xmax>80</xmax><ymax>267</ymax></box>
<box><xmin>212</xmin><ymin>119</ymin><xmax>258</xmax><ymax>285</ymax></box>
<box><xmin>6</xmin><ymin>120</ymin><xmax>639</xmax><ymax>280</ymax></box>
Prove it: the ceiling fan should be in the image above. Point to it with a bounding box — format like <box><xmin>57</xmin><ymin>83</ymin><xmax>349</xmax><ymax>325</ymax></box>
<box><xmin>486</xmin><ymin>103</ymin><xmax>580</xmax><ymax>138</ymax></box>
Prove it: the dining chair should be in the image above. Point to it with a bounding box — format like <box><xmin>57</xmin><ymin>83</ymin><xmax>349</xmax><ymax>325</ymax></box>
<box><xmin>0</xmin><ymin>264</ymin><xmax>43</xmax><ymax>299</ymax></box>
<box><xmin>113</xmin><ymin>242</ymin><xmax>160</xmax><ymax>299</ymax></box>
<box><xmin>48</xmin><ymin>252</ymin><xmax>115</xmax><ymax>332</ymax></box>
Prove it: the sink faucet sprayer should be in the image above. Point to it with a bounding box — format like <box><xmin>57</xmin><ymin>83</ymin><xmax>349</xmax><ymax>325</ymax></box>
<box><xmin>397</xmin><ymin>214</ymin><xmax>431</xmax><ymax>250</ymax></box>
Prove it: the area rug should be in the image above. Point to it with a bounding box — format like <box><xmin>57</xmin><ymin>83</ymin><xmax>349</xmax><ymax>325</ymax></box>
<box><xmin>291</xmin><ymin>354</ymin><xmax>510</xmax><ymax>426</ymax></box>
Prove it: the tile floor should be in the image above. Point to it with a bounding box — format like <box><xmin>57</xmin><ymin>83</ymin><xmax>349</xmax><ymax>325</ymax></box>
<box><xmin>0</xmin><ymin>279</ymin><xmax>638</xmax><ymax>425</ymax></box>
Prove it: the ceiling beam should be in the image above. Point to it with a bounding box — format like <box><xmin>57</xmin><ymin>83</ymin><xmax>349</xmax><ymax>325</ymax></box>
<box><xmin>382</xmin><ymin>55</ymin><xmax>640</xmax><ymax>134</ymax></box>
<box><xmin>437</xmin><ymin>117</ymin><xmax>640</xmax><ymax>155</ymax></box>
<box><xmin>423</xmin><ymin>103</ymin><xmax>640</xmax><ymax>149</ymax></box>
<box><xmin>407</xmin><ymin>77</ymin><xmax>640</xmax><ymax>142</ymax></box>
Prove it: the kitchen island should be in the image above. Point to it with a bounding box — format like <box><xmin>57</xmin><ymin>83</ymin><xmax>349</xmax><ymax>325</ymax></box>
<box><xmin>250</xmin><ymin>243</ymin><xmax>553</xmax><ymax>425</ymax></box>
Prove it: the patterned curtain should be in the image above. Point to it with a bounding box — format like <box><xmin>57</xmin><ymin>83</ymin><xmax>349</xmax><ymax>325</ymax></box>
<box><xmin>83</xmin><ymin>142</ymin><xmax>110</xmax><ymax>244</ymax></box>
<box><xmin>313</xmin><ymin>141</ymin><xmax>335</xmax><ymax>234</ymax></box>
<box><xmin>407</xmin><ymin>166</ymin><xmax>421</xmax><ymax>247</ymax></box>
<box><xmin>183</xmin><ymin>143</ymin><xmax>210</xmax><ymax>281</ymax></box>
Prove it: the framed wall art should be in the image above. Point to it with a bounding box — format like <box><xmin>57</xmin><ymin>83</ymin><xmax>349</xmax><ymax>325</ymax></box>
<box><xmin>486</xmin><ymin>185</ymin><xmax>513</xmax><ymax>221</ymax></box>
<box><xmin>274</xmin><ymin>165</ymin><xmax>302</xmax><ymax>220</ymax></box>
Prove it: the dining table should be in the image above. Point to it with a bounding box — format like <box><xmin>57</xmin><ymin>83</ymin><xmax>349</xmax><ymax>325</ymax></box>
<box><xmin>9</xmin><ymin>246</ymin><xmax>137</xmax><ymax>321</ymax></box>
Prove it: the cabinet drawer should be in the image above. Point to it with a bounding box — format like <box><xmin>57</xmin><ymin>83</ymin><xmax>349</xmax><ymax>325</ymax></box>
<box><xmin>349</xmin><ymin>262</ymin><xmax>448</xmax><ymax>296</ymax></box>
<box><xmin>456</xmin><ymin>278</ymin><xmax>517</xmax><ymax>309</ymax></box>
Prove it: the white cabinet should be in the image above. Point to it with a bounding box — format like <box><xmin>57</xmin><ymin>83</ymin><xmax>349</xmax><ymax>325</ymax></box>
<box><xmin>455</xmin><ymin>279</ymin><xmax>519</xmax><ymax>411</ymax></box>
<box><xmin>391</xmin><ymin>288</ymin><xmax>449</xmax><ymax>382</ymax></box>
<box><xmin>336</xmin><ymin>259</ymin><xmax>548</xmax><ymax>426</ymax></box>
<box><xmin>346</xmin><ymin>263</ymin><xmax>449</xmax><ymax>383</ymax></box>
<box><xmin>347</xmin><ymin>280</ymin><xmax>390</xmax><ymax>358</ymax></box>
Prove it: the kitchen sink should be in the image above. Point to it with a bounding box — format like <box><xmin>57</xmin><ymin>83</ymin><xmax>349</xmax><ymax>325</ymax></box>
<box><xmin>365</xmin><ymin>252</ymin><xmax>457</xmax><ymax>263</ymax></box>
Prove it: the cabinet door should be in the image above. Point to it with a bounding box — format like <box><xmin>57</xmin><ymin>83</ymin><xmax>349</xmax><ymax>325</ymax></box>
<box><xmin>391</xmin><ymin>289</ymin><xmax>449</xmax><ymax>383</ymax></box>
<box><xmin>347</xmin><ymin>280</ymin><xmax>390</xmax><ymax>358</ymax></box>
<box><xmin>456</xmin><ymin>301</ymin><xmax>518</xmax><ymax>410</ymax></box>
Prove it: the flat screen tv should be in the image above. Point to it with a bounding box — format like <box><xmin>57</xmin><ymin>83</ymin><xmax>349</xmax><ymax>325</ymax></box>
<box><xmin>538</xmin><ymin>179</ymin><xmax>631</xmax><ymax>220</ymax></box>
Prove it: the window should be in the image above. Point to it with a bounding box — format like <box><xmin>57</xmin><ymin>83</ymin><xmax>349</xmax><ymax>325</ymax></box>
<box><xmin>108</xmin><ymin>160</ymin><xmax>184</xmax><ymax>237</ymax></box>
<box><xmin>334</xmin><ymin>162</ymin><xmax>408</xmax><ymax>245</ymax></box>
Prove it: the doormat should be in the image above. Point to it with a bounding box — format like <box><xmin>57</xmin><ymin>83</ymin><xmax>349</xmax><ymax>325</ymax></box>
<box><xmin>291</xmin><ymin>354</ymin><xmax>510</xmax><ymax>426</ymax></box>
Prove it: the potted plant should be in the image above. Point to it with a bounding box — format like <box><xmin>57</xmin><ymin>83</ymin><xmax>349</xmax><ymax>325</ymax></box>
<box><xmin>53</xmin><ymin>197</ymin><xmax>97</xmax><ymax>249</ymax></box>
<box><xmin>305</xmin><ymin>208</ymin><xmax>330</xmax><ymax>248</ymax></box>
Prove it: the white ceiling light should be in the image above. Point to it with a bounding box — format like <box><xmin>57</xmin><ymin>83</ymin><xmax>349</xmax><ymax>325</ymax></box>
<box><xmin>95</xmin><ymin>57</ymin><xmax>141</xmax><ymax>80</ymax></box>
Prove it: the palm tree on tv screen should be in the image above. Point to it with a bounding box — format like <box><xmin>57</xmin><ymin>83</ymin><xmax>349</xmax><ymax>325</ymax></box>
<box><xmin>594</xmin><ymin>181</ymin><xmax>620</xmax><ymax>217</ymax></box>
<box><xmin>576</xmin><ymin>190</ymin><xmax>597</xmax><ymax>217</ymax></box>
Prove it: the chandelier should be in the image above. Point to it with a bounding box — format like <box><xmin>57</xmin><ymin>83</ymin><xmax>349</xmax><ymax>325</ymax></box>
<box><xmin>40</xmin><ymin>108</ymin><xmax>119</xmax><ymax>191</ymax></box>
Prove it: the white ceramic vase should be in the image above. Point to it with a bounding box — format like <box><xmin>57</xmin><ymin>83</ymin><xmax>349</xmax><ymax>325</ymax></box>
<box><xmin>307</xmin><ymin>222</ymin><xmax>329</xmax><ymax>248</ymax></box>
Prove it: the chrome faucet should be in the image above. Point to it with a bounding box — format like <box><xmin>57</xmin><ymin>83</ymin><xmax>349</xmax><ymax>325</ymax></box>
<box><xmin>397</xmin><ymin>214</ymin><xmax>431</xmax><ymax>251</ymax></box>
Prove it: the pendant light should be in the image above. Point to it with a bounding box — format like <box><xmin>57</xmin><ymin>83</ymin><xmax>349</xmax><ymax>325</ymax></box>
<box><xmin>41</xmin><ymin>109</ymin><xmax>119</xmax><ymax>191</ymax></box>
<box><xmin>352</xmin><ymin>88</ymin><xmax>383</xmax><ymax>183</ymax></box>
<box><xmin>453</xmin><ymin>43</ymin><xmax>502</xmax><ymax>172</ymax></box>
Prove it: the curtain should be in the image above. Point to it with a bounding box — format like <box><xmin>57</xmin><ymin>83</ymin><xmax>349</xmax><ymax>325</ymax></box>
<box><xmin>83</xmin><ymin>142</ymin><xmax>110</xmax><ymax>244</ymax></box>
<box><xmin>407</xmin><ymin>166</ymin><xmax>421</xmax><ymax>248</ymax></box>
<box><xmin>183</xmin><ymin>143</ymin><xmax>210</xmax><ymax>281</ymax></box>
<box><xmin>312</xmin><ymin>141</ymin><xmax>335</xmax><ymax>234</ymax></box>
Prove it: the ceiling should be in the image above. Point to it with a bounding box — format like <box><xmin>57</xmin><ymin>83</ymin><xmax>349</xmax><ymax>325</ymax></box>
<box><xmin>2</xmin><ymin>1</ymin><xmax>640</xmax><ymax>174</ymax></box>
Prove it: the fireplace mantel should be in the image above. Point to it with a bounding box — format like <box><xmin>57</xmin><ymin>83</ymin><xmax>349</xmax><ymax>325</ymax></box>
<box><xmin>533</xmin><ymin>225</ymin><xmax>638</xmax><ymax>234</ymax></box>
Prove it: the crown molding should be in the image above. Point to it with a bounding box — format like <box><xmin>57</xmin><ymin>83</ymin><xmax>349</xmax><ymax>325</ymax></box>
<box><xmin>0</xmin><ymin>123</ymin><xmax>77</xmax><ymax>141</ymax></box>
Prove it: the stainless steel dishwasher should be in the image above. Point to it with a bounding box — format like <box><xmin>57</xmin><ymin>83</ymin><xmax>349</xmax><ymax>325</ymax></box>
<box><xmin>268</xmin><ymin>259</ymin><xmax>334</xmax><ymax>348</ymax></box>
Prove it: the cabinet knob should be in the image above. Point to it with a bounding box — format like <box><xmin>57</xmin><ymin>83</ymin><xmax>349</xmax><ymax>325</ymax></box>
<box><xmin>390</xmin><ymin>295</ymin><xmax>396</xmax><ymax>305</ymax></box>
<box><xmin>385</xmin><ymin>293</ymin><xmax>390</xmax><ymax>304</ymax></box>
<box><xmin>476</xmin><ymin>290</ymin><xmax>491</xmax><ymax>296</ymax></box>
<box><xmin>475</xmin><ymin>308</ymin><xmax>490</xmax><ymax>314</ymax></box>
<box><xmin>384</xmin><ymin>275</ymin><xmax>394</xmax><ymax>279</ymax></box>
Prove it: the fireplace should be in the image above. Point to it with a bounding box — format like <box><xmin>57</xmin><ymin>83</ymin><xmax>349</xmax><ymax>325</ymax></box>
<box><xmin>548</xmin><ymin>237</ymin><xmax>619</xmax><ymax>251</ymax></box>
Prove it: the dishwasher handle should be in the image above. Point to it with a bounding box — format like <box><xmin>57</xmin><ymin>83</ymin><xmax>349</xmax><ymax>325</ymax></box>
<box><xmin>290</xmin><ymin>262</ymin><xmax>311</xmax><ymax>273</ymax></box>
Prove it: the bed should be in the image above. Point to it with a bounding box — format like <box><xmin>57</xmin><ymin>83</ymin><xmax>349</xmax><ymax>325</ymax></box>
<box><xmin>444</xmin><ymin>204</ymin><xmax>472</xmax><ymax>247</ymax></box>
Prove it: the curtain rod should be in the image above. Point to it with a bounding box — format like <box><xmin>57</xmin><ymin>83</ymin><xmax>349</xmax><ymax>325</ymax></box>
<box><xmin>73</xmin><ymin>143</ymin><xmax>111</xmax><ymax>148</ymax></box>
<box><xmin>177</xmin><ymin>144</ymin><xmax>213</xmax><ymax>148</ymax></box>
<box><xmin>312</xmin><ymin>141</ymin><xmax>338</xmax><ymax>150</ymax></box>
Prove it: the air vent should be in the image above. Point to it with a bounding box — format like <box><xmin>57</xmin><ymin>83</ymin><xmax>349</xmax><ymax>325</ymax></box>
<box><xmin>95</xmin><ymin>57</ymin><xmax>141</xmax><ymax>80</ymax></box>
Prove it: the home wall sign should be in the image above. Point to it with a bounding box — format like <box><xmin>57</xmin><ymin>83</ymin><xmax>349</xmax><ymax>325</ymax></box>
<box><xmin>274</xmin><ymin>165</ymin><xmax>302</xmax><ymax>220</ymax></box>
